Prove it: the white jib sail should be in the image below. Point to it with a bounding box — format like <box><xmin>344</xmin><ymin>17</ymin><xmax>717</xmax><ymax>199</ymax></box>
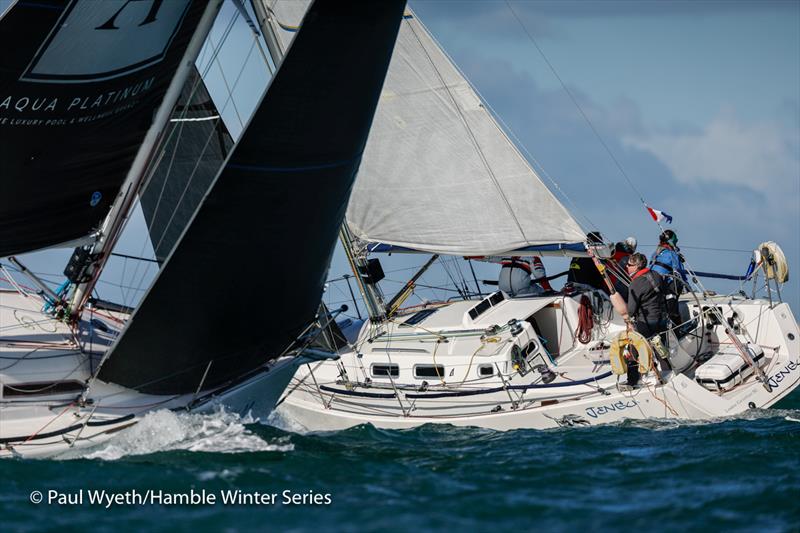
<box><xmin>270</xmin><ymin>4</ymin><xmax>586</xmax><ymax>256</ymax></box>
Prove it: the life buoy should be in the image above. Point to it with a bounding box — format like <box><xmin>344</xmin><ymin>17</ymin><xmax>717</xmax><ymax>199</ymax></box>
<box><xmin>609</xmin><ymin>331</ymin><xmax>653</xmax><ymax>376</ymax></box>
<box><xmin>756</xmin><ymin>241</ymin><xmax>789</xmax><ymax>283</ymax></box>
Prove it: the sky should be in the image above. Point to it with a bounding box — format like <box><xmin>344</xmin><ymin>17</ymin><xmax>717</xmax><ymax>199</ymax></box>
<box><xmin>8</xmin><ymin>0</ymin><xmax>799</xmax><ymax>315</ymax></box>
<box><xmin>389</xmin><ymin>0</ymin><xmax>800</xmax><ymax>308</ymax></box>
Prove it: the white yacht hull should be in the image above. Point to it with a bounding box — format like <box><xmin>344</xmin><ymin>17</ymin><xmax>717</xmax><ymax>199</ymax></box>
<box><xmin>0</xmin><ymin>289</ymin><xmax>300</xmax><ymax>458</ymax></box>
<box><xmin>279</xmin><ymin>369</ymin><xmax>797</xmax><ymax>432</ymax></box>
<box><xmin>278</xmin><ymin>293</ymin><xmax>800</xmax><ymax>432</ymax></box>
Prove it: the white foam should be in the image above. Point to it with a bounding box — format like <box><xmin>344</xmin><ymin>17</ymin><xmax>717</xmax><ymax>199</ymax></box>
<box><xmin>196</xmin><ymin>468</ymin><xmax>243</xmax><ymax>481</ymax></box>
<box><xmin>268</xmin><ymin>405</ymin><xmax>313</xmax><ymax>434</ymax></box>
<box><xmin>69</xmin><ymin>408</ymin><xmax>293</xmax><ymax>460</ymax></box>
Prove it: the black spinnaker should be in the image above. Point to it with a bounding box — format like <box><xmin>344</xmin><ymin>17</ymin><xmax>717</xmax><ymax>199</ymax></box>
<box><xmin>97</xmin><ymin>0</ymin><xmax>406</xmax><ymax>395</ymax></box>
<box><xmin>0</xmin><ymin>0</ymin><xmax>208</xmax><ymax>256</ymax></box>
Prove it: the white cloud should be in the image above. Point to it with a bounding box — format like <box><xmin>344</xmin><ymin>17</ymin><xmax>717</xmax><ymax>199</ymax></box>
<box><xmin>623</xmin><ymin>111</ymin><xmax>799</xmax><ymax>212</ymax></box>
<box><xmin>621</xmin><ymin>110</ymin><xmax>799</xmax><ymax>305</ymax></box>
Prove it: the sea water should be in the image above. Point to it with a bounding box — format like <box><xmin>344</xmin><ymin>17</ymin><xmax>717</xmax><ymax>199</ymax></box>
<box><xmin>2</xmin><ymin>393</ymin><xmax>798</xmax><ymax>532</ymax></box>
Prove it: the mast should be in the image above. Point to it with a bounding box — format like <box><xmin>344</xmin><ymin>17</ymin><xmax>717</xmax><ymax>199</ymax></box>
<box><xmin>340</xmin><ymin>224</ymin><xmax>387</xmax><ymax>322</ymax></box>
<box><xmin>250</xmin><ymin>0</ymin><xmax>286</xmax><ymax>62</ymax></box>
<box><xmin>69</xmin><ymin>0</ymin><xmax>224</xmax><ymax>316</ymax></box>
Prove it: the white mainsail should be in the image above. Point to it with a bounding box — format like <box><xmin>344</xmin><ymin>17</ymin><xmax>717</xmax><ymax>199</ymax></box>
<box><xmin>271</xmin><ymin>4</ymin><xmax>586</xmax><ymax>256</ymax></box>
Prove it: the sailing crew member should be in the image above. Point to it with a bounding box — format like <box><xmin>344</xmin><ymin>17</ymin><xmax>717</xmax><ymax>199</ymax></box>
<box><xmin>624</xmin><ymin>253</ymin><xmax>668</xmax><ymax>338</ymax></box>
<box><xmin>497</xmin><ymin>256</ymin><xmax>551</xmax><ymax>297</ymax></box>
<box><xmin>568</xmin><ymin>232</ymin><xmax>609</xmax><ymax>293</ymax></box>
<box><xmin>530</xmin><ymin>256</ymin><xmax>553</xmax><ymax>292</ymax></box>
<box><xmin>617</xmin><ymin>236</ymin><xmax>637</xmax><ymax>269</ymax></box>
<box><xmin>650</xmin><ymin>230</ymin><xmax>687</xmax><ymax>327</ymax></box>
<box><xmin>608</xmin><ymin>237</ymin><xmax>637</xmax><ymax>299</ymax></box>
<box><xmin>625</xmin><ymin>252</ymin><xmax>671</xmax><ymax>378</ymax></box>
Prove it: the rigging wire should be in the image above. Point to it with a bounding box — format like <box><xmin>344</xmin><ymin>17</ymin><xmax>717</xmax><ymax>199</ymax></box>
<box><xmin>91</xmin><ymin>7</ymin><xmax>244</xmax><ymax>310</ymax></box>
<box><xmin>639</xmin><ymin>244</ymin><xmax>752</xmax><ymax>254</ymax></box>
<box><xmin>115</xmin><ymin>9</ymin><xmax>269</xmax><ymax>309</ymax></box>
<box><xmin>205</xmin><ymin>20</ymin><xmax>259</xmax><ymax>129</ymax></box>
<box><xmin>504</xmin><ymin>1</ymin><xmax>648</xmax><ymax>208</ymax></box>
<box><xmin>501</xmin><ymin>0</ymin><xmax>775</xmax><ymax>329</ymax></box>
<box><xmin>438</xmin><ymin>258</ymin><xmax>467</xmax><ymax>300</ymax></box>
<box><xmin>146</xmin><ymin>29</ymin><xmax>260</xmax><ymax>256</ymax></box>
<box><xmin>109</xmin><ymin>9</ymin><xmax>244</xmax><ymax>308</ymax></box>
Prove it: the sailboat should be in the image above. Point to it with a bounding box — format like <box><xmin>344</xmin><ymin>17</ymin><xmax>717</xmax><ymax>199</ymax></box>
<box><xmin>0</xmin><ymin>0</ymin><xmax>407</xmax><ymax>458</ymax></box>
<box><xmin>276</xmin><ymin>5</ymin><xmax>800</xmax><ymax>431</ymax></box>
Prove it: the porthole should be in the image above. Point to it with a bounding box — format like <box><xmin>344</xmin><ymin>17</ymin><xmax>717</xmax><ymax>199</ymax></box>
<box><xmin>478</xmin><ymin>364</ymin><xmax>494</xmax><ymax>377</ymax></box>
<box><xmin>413</xmin><ymin>365</ymin><xmax>445</xmax><ymax>379</ymax></box>
<box><xmin>2</xmin><ymin>380</ymin><xmax>84</xmax><ymax>398</ymax></box>
<box><xmin>371</xmin><ymin>363</ymin><xmax>399</xmax><ymax>378</ymax></box>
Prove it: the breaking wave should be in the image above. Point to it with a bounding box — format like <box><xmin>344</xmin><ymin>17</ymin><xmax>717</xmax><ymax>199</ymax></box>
<box><xmin>64</xmin><ymin>409</ymin><xmax>294</xmax><ymax>461</ymax></box>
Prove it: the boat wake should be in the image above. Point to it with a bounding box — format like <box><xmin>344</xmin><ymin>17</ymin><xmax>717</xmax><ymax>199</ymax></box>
<box><xmin>62</xmin><ymin>409</ymin><xmax>294</xmax><ymax>461</ymax></box>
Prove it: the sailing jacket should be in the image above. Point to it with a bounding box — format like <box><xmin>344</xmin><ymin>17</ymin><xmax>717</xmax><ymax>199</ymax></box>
<box><xmin>650</xmin><ymin>245</ymin><xmax>688</xmax><ymax>283</ymax></box>
<box><xmin>496</xmin><ymin>256</ymin><xmax>552</xmax><ymax>295</ymax></box>
<box><xmin>627</xmin><ymin>268</ymin><xmax>666</xmax><ymax>326</ymax></box>
<box><xmin>567</xmin><ymin>257</ymin><xmax>608</xmax><ymax>293</ymax></box>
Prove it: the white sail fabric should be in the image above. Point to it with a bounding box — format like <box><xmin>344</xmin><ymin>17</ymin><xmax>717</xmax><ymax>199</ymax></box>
<box><xmin>269</xmin><ymin>1</ymin><xmax>308</xmax><ymax>52</ymax></box>
<box><xmin>270</xmin><ymin>4</ymin><xmax>586</xmax><ymax>256</ymax></box>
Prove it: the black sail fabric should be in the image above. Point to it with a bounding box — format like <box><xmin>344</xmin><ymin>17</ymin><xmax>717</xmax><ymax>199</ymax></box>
<box><xmin>139</xmin><ymin>65</ymin><xmax>233</xmax><ymax>264</ymax></box>
<box><xmin>98</xmin><ymin>0</ymin><xmax>406</xmax><ymax>395</ymax></box>
<box><xmin>0</xmin><ymin>0</ymin><xmax>207</xmax><ymax>257</ymax></box>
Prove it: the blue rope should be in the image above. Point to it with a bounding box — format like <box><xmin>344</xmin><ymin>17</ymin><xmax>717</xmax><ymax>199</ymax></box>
<box><xmin>693</xmin><ymin>271</ymin><xmax>749</xmax><ymax>281</ymax></box>
<box><xmin>42</xmin><ymin>280</ymin><xmax>71</xmax><ymax>314</ymax></box>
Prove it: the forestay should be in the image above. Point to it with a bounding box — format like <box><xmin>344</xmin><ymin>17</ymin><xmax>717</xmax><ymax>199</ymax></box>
<box><xmin>269</xmin><ymin>5</ymin><xmax>585</xmax><ymax>256</ymax></box>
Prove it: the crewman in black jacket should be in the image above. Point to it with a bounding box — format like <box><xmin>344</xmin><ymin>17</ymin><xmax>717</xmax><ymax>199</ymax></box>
<box><xmin>567</xmin><ymin>231</ymin><xmax>609</xmax><ymax>293</ymax></box>
<box><xmin>624</xmin><ymin>253</ymin><xmax>667</xmax><ymax>337</ymax></box>
<box><xmin>622</xmin><ymin>253</ymin><xmax>670</xmax><ymax>385</ymax></box>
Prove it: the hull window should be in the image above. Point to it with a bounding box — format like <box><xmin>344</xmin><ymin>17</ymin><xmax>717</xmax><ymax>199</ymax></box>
<box><xmin>478</xmin><ymin>364</ymin><xmax>494</xmax><ymax>377</ymax></box>
<box><xmin>2</xmin><ymin>380</ymin><xmax>85</xmax><ymax>398</ymax></box>
<box><xmin>414</xmin><ymin>365</ymin><xmax>445</xmax><ymax>378</ymax></box>
<box><xmin>371</xmin><ymin>363</ymin><xmax>399</xmax><ymax>378</ymax></box>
